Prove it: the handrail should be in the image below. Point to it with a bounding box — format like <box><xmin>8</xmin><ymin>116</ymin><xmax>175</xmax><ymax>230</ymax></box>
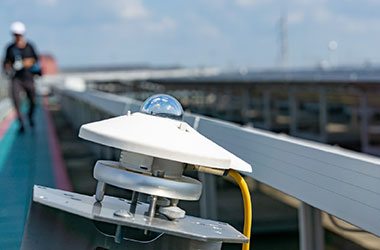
<box><xmin>0</xmin><ymin>98</ymin><xmax>12</xmax><ymax>124</ymax></box>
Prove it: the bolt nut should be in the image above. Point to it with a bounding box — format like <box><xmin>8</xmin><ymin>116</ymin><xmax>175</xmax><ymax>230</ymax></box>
<box><xmin>159</xmin><ymin>206</ymin><xmax>186</xmax><ymax>220</ymax></box>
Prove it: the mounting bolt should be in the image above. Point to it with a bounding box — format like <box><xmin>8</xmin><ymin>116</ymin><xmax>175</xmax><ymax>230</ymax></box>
<box><xmin>114</xmin><ymin>225</ymin><xmax>124</xmax><ymax>244</ymax></box>
<box><xmin>95</xmin><ymin>181</ymin><xmax>106</xmax><ymax>202</ymax></box>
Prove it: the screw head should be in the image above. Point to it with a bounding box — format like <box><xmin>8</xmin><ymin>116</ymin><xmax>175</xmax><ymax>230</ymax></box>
<box><xmin>114</xmin><ymin>209</ymin><xmax>133</xmax><ymax>218</ymax></box>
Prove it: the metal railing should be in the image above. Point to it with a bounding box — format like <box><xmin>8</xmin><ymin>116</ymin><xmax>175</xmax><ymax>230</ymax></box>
<box><xmin>0</xmin><ymin>75</ymin><xmax>8</xmax><ymax>101</ymax></box>
<box><xmin>55</xmin><ymin>86</ymin><xmax>380</xmax><ymax>250</ymax></box>
<box><xmin>0</xmin><ymin>76</ymin><xmax>12</xmax><ymax>123</ymax></box>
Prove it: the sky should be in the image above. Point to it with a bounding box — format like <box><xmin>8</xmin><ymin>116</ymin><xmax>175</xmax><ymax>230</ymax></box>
<box><xmin>1</xmin><ymin>0</ymin><xmax>380</xmax><ymax>69</ymax></box>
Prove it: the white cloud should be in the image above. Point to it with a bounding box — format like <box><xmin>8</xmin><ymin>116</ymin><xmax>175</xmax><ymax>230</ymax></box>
<box><xmin>312</xmin><ymin>7</ymin><xmax>332</xmax><ymax>23</ymax></box>
<box><xmin>109</xmin><ymin>0</ymin><xmax>149</xmax><ymax>20</ymax></box>
<box><xmin>365</xmin><ymin>0</ymin><xmax>380</xmax><ymax>4</ymax></box>
<box><xmin>288</xmin><ymin>10</ymin><xmax>304</xmax><ymax>24</ymax></box>
<box><xmin>291</xmin><ymin>0</ymin><xmax>327</xmax><ymax>5</ymax></box>
<box><xmin>95</xmin><ymin>1</ymin><xmax>177</xmax><ymax>36</ymax></box>
<box><xmin>336</xmin><ymin>16</ymin><xmax>380</xmax><ymax>33</ymax></box>
<box><xmin>293</xmin><ymin>0</ymin><xmax>380</xmax><ymax>33</ymax></box>
<box><xmin>198</xmin><ymin>22</ymin><xmax>221</xmax><ymax>38</ymax></box>
<box><xmin>186</xmin><ymin>13</ymin><xmax>222</xmax><ymax>39</ymax></box>
<box><xmin>146</xmin><ymin>17</ymin><xmax>177</xmax><ymax>33</ymax></box>
<box><xmin>36</xmin><ymin>0</ymin><xmax>57</xmax><ymax>6</ymax></box>
<box><xmin>289</xmin><ymin>0</ymin><xmax>380</xmax><ymax>33</ymax></box>
<box><xmin>235</xmin><ymin>0</ymin><xmax>271</xmax><ymax>7</ymax></box>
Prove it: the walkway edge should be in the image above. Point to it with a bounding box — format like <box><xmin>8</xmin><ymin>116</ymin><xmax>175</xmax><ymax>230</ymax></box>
<box><xmin>43</xmin><ymin>98</ymin><xmax>73</xmax><ymax>191</ymax></box>
<box><xmin>0</xmin><ymin>110</ymin><xmax>15</xmax><ymax>140</ymax></box>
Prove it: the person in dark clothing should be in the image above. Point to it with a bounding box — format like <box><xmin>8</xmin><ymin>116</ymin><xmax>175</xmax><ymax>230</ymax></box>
<box><xmin>2</xmin><ymin>21</ymin><xmax>39</xmax><ymax>133</ymax></box>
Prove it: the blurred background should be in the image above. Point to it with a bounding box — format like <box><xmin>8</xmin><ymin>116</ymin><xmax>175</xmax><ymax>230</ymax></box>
<box><xmin>1</xmin><ymin>1</ymin><xmax>380</xmax><ymax>250</ymax></box>
<box><xmin>2</xmin><ymin>0</ymin><xmax>380</xmax><ymax>69</ymax></box>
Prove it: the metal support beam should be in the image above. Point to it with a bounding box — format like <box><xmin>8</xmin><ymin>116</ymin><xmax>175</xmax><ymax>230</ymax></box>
<box><xmin>263</xmin><ymin>90</ymin><xmax>271</xmax><ymax>130</ymax></box>
<box><xmin>298</xmin><ymin>202</ymin><xmax>325</xmax><ymax>250</ymax></box>
<box><xmin>242</xmin><ymin>88</ymin><xmax>250</xmax><ymax>124</ymax></box>
<box><xmin>192</xmin><ymin>116</ymin><xmax>218</xmax><ymax>220</ymax></box>
<box><xmin>226</xmin><ymin>87</ymin><xmax>233</xmax><ymax>120</ymax></box>
<box><xmin>289</xmin><ymin>87</ymin><xmax>297</xmax><ymax>135</ymax></box>
<box><xmin>360</xmin><ymin>92</ymin><xmax>369</xmax><ymax>153</ymax></box>
<box><xmin>198</xmin><ymin>173</ymin><xmax>218</xmax><ymax>220</ymax></box>
<box><xmin>95</xmin><ymin>181</ymin><xmax>106</xmax><ymax>202</ymax></box>
<box><xmin>319</xmin><ymin>87</ymin><xmax>327</xmax><ymax>143</ymax></box>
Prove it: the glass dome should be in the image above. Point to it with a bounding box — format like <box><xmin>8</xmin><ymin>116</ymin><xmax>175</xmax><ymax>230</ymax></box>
<box><xmin>140</xmin><ymin>94</ymin><xmax>184</xmax><ymax>121</ymax></box>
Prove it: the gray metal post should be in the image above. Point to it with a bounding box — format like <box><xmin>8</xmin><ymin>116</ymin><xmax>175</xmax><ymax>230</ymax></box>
<box><xmin>226</xmin><ymin>87</ymin><xmax>233</xmax><ymax>120</ymax></box>
<box><xmin>350</xmin><ymin>106</ymin><xmax>359</xmax><ymax>132</ymax></box>
<box><xmin>198</xmin><ymin>173</ymin><xmax>218</xmax><ymax>220</ymax></box>
<box><xmin>289</xmin><ymin>87</ymin><xmax>297</xmax><ymax>135</ymax></box>
<box><xmin>360</xmin><ymin>92</ymin><xmax>369</xmax><ymax>153</ymax></box>
<box><xmin>192</xmin><ymin>116</ymin><xmax>218</xmax><ymax>220</ymax></box>
<box><xmin>298</xmin><ymin>202</ymin><xmax>325</xmax><ymax>250</ymax></box>
<box><xmin>319</xmin><ymin>87</ymin><xmax>327</xmax><ymax>143</ymax></box>
<box><xmin>242</xmin><ymin>88</ymin><xmax>250</xmax><ymax>124</ymax></box>
<box><xmin>263</xmin><ymin>89</ymin><xmax>271</xmax><ymax>130</ymax></box>
<box><xmin>95</xmin><ymin>181</ymin><xmax>106</xmax><ymax>202</ymax></box>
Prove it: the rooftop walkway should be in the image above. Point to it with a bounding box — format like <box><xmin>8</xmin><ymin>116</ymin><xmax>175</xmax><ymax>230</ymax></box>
<box><xmin>0</xmin><ymin>99</ymin><xmax>71</xmax><ymax>249</ymax></box>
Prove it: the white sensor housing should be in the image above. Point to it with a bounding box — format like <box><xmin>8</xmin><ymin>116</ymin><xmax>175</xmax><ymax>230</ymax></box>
<box><xmin>79</xmin><ymin>112</ymin><xmax>251</xmax><ymax>172</ymax></box>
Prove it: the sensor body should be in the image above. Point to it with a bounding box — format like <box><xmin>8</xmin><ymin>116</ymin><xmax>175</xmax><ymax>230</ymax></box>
<box><xmin>78</xmin><ymin>94</ymin><xmax>252</xmax><ymax>246</ymax></box>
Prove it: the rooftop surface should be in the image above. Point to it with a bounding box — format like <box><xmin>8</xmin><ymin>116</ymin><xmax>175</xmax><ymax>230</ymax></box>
<box><xmin>0</xmin><ymin>100</ymin><xmax>71</xmax><ymax>249</ymax></box>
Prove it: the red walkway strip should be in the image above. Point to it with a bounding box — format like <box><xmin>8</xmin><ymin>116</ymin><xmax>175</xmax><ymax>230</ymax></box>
<box><xmin>0</xmin><ymin>111</ymin><xmax>16</xmax><ymax>140</ymax></box>
<box><xmin>43</xmin><ymin>98</ymin><xmax>73</xmax><ymax>191</ymax></box>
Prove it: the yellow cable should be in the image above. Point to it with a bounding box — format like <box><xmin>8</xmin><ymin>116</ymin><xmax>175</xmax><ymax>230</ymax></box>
<box><xmin>229</xmin><ymin>169</ymin><xmax>252</xmax><ymax>250</ymax></box>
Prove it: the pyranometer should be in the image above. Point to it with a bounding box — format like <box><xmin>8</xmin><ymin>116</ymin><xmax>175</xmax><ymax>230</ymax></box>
<box><xmin>78</xmin><ymin>94</ymin><xmax>252</xmax><ymax>249</ymax></box>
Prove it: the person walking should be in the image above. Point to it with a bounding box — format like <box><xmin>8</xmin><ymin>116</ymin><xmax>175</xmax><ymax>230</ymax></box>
<box><xmin>2</xmin><ymin>21</ymin><xmax>39</xmax><ymax>133</ymax></box>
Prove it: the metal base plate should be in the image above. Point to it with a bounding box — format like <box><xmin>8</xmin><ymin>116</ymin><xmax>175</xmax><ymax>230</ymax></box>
<box><xmin>33</xmin><ymin>185</ymin><xmax>248</xmax><ymax>244</ymax></box>
<box><xmin>22</xmin><ymin>199</ymin><xmax>221</xmax><ymax>250</ymax></box>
